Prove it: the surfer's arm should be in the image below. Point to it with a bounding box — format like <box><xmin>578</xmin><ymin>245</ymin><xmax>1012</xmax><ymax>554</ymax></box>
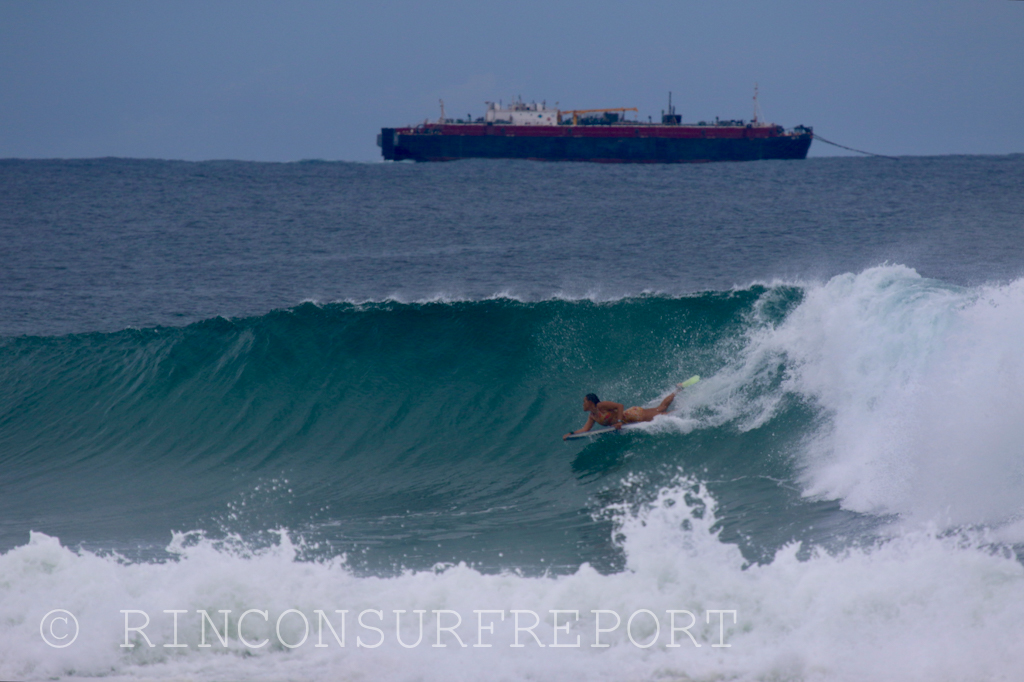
<box><xmin>565</xmin><ymin>416</ymin><xmax>596</xmax><ymax>440</ymax></box>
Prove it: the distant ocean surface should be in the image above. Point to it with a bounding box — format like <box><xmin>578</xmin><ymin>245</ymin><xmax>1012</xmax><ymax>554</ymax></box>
<box><xmin>2</xmin><ymin>154</ymin><xmax>1023</xmax><ymax>681</ymax></box>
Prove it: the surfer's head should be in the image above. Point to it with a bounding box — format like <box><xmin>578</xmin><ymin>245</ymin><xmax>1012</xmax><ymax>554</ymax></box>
<box><xmin>584</xmin><ymin>393</ymin><xmax>600</xmax><ymax>409</ymax></box>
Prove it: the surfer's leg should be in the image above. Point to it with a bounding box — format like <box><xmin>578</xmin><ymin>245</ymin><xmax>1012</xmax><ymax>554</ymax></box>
<box><xmin>634</xmin><ymin>394</ymin><xmax>676</xmax><ymax>422</ymax></box>
<box><xmin>655</xmin><ymin>392</ymin><xmax>676</xmax><ymax>414</ymax></box>
<box><xmin>624</xmin><ymin>394</ymin><xmax>677</xmax><ymax>423</ymax></box>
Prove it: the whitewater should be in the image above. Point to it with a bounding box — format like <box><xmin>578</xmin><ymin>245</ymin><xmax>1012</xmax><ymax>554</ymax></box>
<box><xmin>2</xmin><ymin>155</ymin><xmax>1023</xmax><ymax>681</ymax></box>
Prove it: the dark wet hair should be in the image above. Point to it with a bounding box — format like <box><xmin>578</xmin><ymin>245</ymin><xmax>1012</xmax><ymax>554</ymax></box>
<box><xmin>585</xmin><ymin>393</ymin><xmax>600</xmax><ymax>405</ymax></box>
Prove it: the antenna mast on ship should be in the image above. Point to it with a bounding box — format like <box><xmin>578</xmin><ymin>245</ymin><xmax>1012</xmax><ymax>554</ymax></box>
<box><xmin>438</xmin><ymin>99</ymin><xmax>446</xmax><ymax>124</ymax></box>
<box><xmin>752</xmin><ymin>84</ymin><xmax>760</xmax><ymax>124</ymax></box>
<box><xmin>662</xmin><ymin>91</ymin><xmax>681</xmax><ymax>125</ymax></box>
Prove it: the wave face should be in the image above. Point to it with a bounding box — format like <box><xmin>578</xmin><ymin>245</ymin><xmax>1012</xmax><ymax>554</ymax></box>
<box><xmin>3</xmin><ymin>287</ymin><xmax>814</xmax><ymax>569</ymax></box>
<box><xmin>3</xmin><ymin>265</ymin><xmax>1024</xmax><ymax>679</ymax></box>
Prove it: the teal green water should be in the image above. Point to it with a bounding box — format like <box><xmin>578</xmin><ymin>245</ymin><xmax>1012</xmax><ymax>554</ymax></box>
<box><xmin>0</xmin><ymin>292</ymin><xmax>867</xmax><ymax>572</ymax></box>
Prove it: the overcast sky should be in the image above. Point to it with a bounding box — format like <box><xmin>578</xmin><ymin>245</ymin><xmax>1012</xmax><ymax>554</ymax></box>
<box><xmin>1</xmin><ymin>0</ymin><xmax>1022</xmax><ymax>161</ymax></box>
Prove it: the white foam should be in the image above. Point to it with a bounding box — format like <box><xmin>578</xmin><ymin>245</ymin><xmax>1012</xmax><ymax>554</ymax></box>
<box><xmin>707</xmin><ymin>265</ymin><xmax>1024</xmax><ymax>529</ymax></box>
<box><xmin>3</xmin><ymin>480</ymin><xmax>1023</xmax><ymax>681</ymax></box>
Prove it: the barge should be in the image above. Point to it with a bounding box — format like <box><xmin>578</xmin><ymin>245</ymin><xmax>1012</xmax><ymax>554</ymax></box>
<box><xmin>378</xmin><ymin>93</ymin><xmax>813</xmax><ymax>163</ymax></box>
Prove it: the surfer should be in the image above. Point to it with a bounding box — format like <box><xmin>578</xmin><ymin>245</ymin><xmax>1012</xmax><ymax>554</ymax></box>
<box><xmin>563</xmin><ymin>391</ymin><xmax>677</xmax><ymax>440</ymax></box>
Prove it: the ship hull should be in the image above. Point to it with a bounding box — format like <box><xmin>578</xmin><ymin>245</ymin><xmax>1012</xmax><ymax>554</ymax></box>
<box><xmin>380</xmin><ymin>124</ymin><xmax>812</xmax><ymax>163</ymax></box>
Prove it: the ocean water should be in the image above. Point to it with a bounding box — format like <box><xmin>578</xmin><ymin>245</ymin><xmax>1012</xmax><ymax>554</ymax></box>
<box><xmin>1</xmin><ymin>154</ymin><xmax>1023</xmax><ymax>681</ymax></box>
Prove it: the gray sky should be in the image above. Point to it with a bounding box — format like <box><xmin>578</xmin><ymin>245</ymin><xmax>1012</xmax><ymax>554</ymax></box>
<box><xmin>1</xmin><ymin>0</ymin><xmax>1022</xmax><ymax>161</ymax></box>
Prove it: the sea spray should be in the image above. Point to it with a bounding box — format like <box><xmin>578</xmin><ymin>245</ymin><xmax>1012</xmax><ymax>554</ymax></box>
<box><xmin>3</xmin><ymin>478</ymin><xmax>1024</xmax><ymax>681</ymax></box>
<box><xmin>740</xmin><ymin>267</ymin><xmax>1024</xmax><ymax>529</ymax></box>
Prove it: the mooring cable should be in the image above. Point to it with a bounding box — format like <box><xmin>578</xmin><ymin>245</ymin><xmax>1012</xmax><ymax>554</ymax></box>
<box><xmin>813</xmin><ymin>134</ymin><xmax>899</xmax><ymax>160</ymax></box>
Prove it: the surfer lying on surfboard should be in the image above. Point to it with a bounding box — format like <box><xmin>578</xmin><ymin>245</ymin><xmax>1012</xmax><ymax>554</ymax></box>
<box><xmin>563</xmin><ymin>376</ymin><xmax>700</xmax><ymax>440</ymax></box>
<box><xmin>563</xmin><ymin>393</ymin><xmax>675</xmax><ymax>440</ymax></box>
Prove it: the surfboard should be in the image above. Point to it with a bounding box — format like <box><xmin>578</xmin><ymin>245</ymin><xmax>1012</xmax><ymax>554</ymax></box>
<box><xmin>565</xmin><ymin>424</ymin><xmax>639</xmax><ymax>440</ymax></box>
<box><xmin>564</xmin><ymin>376</ymin><xmax>700</xmax><ymax>440</ymax></box>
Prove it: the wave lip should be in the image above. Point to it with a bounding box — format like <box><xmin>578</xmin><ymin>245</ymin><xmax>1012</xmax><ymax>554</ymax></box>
<box><xmin>733</xmin><ymin>265</ymin><xmax>1024</xmax><ymax>530</ymax></box>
